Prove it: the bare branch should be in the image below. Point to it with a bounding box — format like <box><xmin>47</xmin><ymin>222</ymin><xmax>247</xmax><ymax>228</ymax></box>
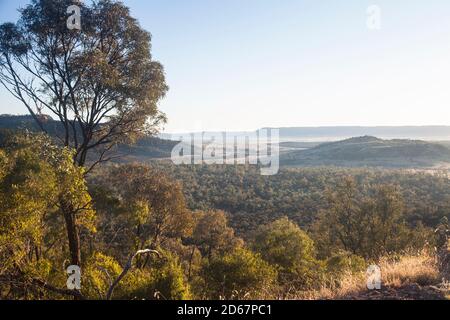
<box><xmin>106</xmin><ymin>249</ymin><xmax>160</xmax><ymax>300</ymax></box>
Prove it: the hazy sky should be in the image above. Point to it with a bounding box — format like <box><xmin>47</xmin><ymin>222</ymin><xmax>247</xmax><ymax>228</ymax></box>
<box><xmin>1</xmin><ymin>0</ymin><xmax>450</xmax><ymax>132</ymax></box>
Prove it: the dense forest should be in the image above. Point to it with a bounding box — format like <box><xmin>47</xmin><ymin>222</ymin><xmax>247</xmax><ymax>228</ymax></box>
<box><xmin>1</xmin><ymin>132</ymin><xmax>449</xmax><ymax>299</ymax></box>
<box><xmin>141</xmin><ymin>163</ymin><xmax>450</xmax><ymax>236</ymax></box>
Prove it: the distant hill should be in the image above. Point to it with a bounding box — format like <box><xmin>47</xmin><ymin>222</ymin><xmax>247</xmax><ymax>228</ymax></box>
<box><xmin>271</xmin><ymin>126</ymin><xmax>450</xmax><ymax>142</ymax></box>
<box><xmin>281</xmin><ymin>136</ymin><xmax>450</xmax><ymax>168</ymax></box>
<box><xmin>163</xmin><ymin>126</ymin><xmax>450</xmax><ymax>144</ymax></box>
<box><xmin>0</xmin><ymin>114</ymin><xmax>177</xmax><ymax>160</ymax></box>
<box><xmin>4</xmin><ymin>115</ymin><xmax>450</xmax><ymax>168</ymax></box>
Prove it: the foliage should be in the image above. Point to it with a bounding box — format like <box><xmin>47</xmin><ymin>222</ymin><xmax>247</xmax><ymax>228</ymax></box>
<box><xmin>313</xmin><ymin>177</ymin><xmax>431</xmax><ymax>259</ymax></box>
<box><xmin>0</xmin><ymin>133</ymin><xmax>94</xmax><ymax>299</ymax></box>
<box><xmin>81</xmin><ymin>250</ymin><xmax>191</xmax><ymax>300</ymax></box>
<box><xmin>192</xmin><ymin>210</ymin><xmax>243</xmax><ymax>258</ymax></box>
<box><xmin>0</xmin><ymin>133</ymin><xmax>447</xmax><ymax>300</ymax></box>
<box><xmin>252</xmin><ymin>217</ymin><xmax>323</xmax><ymax>289</ymax></box>
<box><xmin>324</xmin><ymin>251</ymin><xmax>366</xmax><ymax>285</ymax></box>
<box><xmin>146</xmin><ymin>163</ymin><xmax>450</xmax><ymax>236</ymax></box>
<box><xmin>90</xmin><ymin>164</ymin><xmax>193</xmax><ymax>262</ymax></box>
<box><xmin>201</xmin><ymin>247</ymin><xmax>277</xmax><ymax>300</ymax></box>
<box><xmin>0</xmin><ymin>0</ymin><xmax>168</xmax><ymax>168</ymax></box>
<box><xmin>118</xmin><ymin>250</ymin><xmax>191</xmax><ymax>300</ymax></box>
<box><xmin>83</xmin><ymin>252</ymin><xmax>123</xmax><ymax>300</ymax></box>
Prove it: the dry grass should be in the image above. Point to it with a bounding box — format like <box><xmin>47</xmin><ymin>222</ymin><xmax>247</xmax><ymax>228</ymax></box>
<box><xmin>294</xmin><ymin>272</ymin><xmax>367</xmax><ymax>300</ymax></box>
<box><xmin>379</xmin><ymin>251</ymin><xmax>440</xmax><ymax>288</ymax></box>
<box><xmin>292</xmin><ymin>250</ymin><xmax>441</xmax><ymax>300</ymax></box>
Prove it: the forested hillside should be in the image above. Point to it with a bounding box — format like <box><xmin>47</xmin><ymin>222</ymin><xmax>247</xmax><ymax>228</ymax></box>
<box><xmin>0</xmin><ymin>115</ymin><xmax>177</xmax><ymax>160</ymax></box>
<box><xmin>140</xmin><ymin>163</ymin><xmax>450</xmax><ymax>237</ymax></box>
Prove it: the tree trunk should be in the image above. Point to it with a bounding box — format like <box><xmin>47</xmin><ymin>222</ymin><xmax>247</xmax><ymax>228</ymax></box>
<box><xmin>62</xmin><ymin>201</ymin><xmax>82</xmax><ymax>300</ymax></box>
<box><xmin>62</xmin><ymin>201</ymin><xmax>81</xmax><ymax>267</ymax></box>
<box><xmin>187</xmin><ymin>246</ymin><xmax>195</xmax><ymax>282</ymax></box>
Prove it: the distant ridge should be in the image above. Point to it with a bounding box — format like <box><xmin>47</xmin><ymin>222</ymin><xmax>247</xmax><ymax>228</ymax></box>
<box><xmin>162</xmin><ymin>126</ymin><xmax>450</xmax><ymax>143</ymax></box>
<box><xmin>0</xmin><ymin>114</ymin><xmax>178</xmax><ymax>160</ymax></box>
<box><xmin>281</xmin><ymin>136</ymin><xmax>450</xmax><ymax>168</ymax></box>
<box><xmin>268</xmin><ymin>126</ymin><xmax>450</xmax><ymax>141</ymax></box>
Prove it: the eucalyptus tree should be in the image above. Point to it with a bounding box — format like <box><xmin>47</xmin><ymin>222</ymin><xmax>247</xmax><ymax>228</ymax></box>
<box><xmin>0</xmin><ymin>0</ymin><xmax>168</xmax><ymax>171</ymax></box>
<box><xmin>0</xmin><ymin>0</ymin><xmax>168</xmax><ymax>268</ymax></box>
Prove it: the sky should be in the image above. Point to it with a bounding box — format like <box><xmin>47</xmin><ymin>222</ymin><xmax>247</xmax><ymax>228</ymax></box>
<box><xmin>1</xmin><ymin>0</ymin><xmax>450</xmax><ymax>133</ymax></box>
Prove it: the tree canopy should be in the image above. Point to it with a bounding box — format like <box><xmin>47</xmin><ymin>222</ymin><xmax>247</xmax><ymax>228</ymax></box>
<box><xmin>0</xmin><ymin>0</ymin><xmax>168</xmax><ymax>170</ymax></box>
<box><xmin>0</xmin><ymin>133</ymin><xmax>94</xmax><ymax>299</ymax></box>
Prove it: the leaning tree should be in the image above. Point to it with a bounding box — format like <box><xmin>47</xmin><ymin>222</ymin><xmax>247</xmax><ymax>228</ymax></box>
<box><xmin>0</xmin><ymin>0</ymin><xmax>168</xmax><ymax>268</ymax></box>
<box><xmin>0</xmin><ymin>0</ymin><xmax>168</xmax><ymax>171</ymax></box>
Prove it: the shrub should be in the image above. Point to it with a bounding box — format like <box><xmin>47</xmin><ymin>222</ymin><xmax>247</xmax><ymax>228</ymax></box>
<box><xmin>324</xmin><ymin>251</ymin><xmax>366</xmax><ymax>286</ymax></box>
<box><xmin>201</xmin><ymin>247</ymin><xmax>277</xmax><ymax>299</ymax></box>
<box><xmin>252</xmin><ymin>217</ymin><xmax>323</xmax><ymax>289</ymax></box>
<box><xmin>119</xmin><ymin>250</ymin><xmax>191</xmax><ymax>300</ymax></box>
<box><xmin>83</xmin><ymin>252</ymin><xmax>123</xmax><ymax>300</ymax></box>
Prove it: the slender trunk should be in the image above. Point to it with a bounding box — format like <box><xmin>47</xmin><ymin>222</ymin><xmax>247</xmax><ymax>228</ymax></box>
<box><xmin>187</xmin><ymin>246</ymin><xmax>195</xmax><ymax>282</ymax></box>
<box><xmin>62</xmin><ymin>201</ymin><xmax>82</xmax><ymax>300</ymax></box>
<box><xmin>62</xmin><ymin>201</ymin><xmax>81</xmax><ymax>266</ymax></box>
<box><xmin>35</xmin><ymin>246</ymin><xmax>40</xmax><ymax>261</ymax></box>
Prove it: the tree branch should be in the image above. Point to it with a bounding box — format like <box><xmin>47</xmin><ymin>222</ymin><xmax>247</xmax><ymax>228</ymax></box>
<box><xmin>106</xmin><ymin>249</ymin><xmax>160</xmax><ymax>300</ymax></box>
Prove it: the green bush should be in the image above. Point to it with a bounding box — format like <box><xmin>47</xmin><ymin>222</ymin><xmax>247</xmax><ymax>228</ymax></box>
<box><xmin>83</xmin><ymin>252</ymin><xmax>123</xmax><ymax>300</ymax></box>
<box><xmin>325</xmin><ymin>251</ymin><xmax>366</xmax><ymax>285</ymax></box>
<box><xmin>120</xmin><ymin>250</ymin><xmax>191</xmax><ymax>300</ymax></box>
<box><xmin>201</xmin><ymin>247</ymin><xmax>277</xmax><ymax>299</ymax></box>
<box><xmin>252</xmin><ymin>217</ymin><xmax>323</xmax><ymax>289</ymax></box>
